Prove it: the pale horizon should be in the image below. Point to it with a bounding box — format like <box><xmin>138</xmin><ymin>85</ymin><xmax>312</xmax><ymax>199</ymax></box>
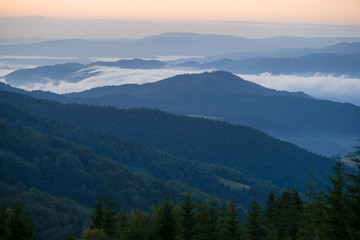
<box><xmin>1</xmin><ymin>0</ymin><xmax>360</xmax><ymax>39</ymax></box>
<box><xmin>1</xmin><ymin>0</ymin><xmax>360</xmax><ymax>25</ymax></box>
<box><xmin>1</xmin><ymin>16</ymin><xmax>360</xmax><ymax>39</ymax></box>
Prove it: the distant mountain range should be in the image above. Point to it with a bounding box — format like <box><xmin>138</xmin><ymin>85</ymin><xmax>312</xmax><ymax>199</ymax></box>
<box><xmin>1</xmin><ymin>32</ymin><xmax>359</xmax><ymax>58</ymax></box>
<box><xmin>4</xmin><ymin>48</ymin><xmax>360</xmax><ymax>87</ymax></box>
<box><xmin>1</xmin><ymin>71</ymin><xmax>359</xmax><ymax>156</ymax></box>
<box><xmin>200</xmin><ymin>42</ymin><xmax>360</xmax><ymax>61</ymax></box>
<box><xmin>180</xmin><ymin>53</ymin><xmax>360</xmax><ymax>77</ymax></box>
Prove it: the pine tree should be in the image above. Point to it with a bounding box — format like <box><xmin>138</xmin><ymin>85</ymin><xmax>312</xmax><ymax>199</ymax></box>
<box><xmin>273</xmin><ymin>190</ymin><xmax>302</xmax><ymax>240</ymax></box>
<box><xmin>263</xmin><ymin>191</ymin><xmax>277</xmax><ymax>240</ymax></box>
<box><xmin>218</xmin><ymin>199</ymin><xmax>229</xmax><ymax>240</ymax></box>
<box><xmin>180</xmin><ymin>190</ymin><xmax>196</xmax><ymax>240</ymax></box>
<box><xmin>325</xmin><ymin>160</ymin><xmax>349</xmax><ymax>240</ymax></box>
<box><xmin>208</xmin><ymin>196</ymin><xmax>219</xmax><ymax>240</ymax></box>
<box><xmin>156</xmin><ymin>196</ymin><xmax>177</xmax><ymax>240</ymax></box>
<box><xmin>227</xmin><ymin>197</ymin><xmax>242</xmax><ymax>240</ymax></box>
<box><xmin>196</xmin><ymin>199</ymin><xmax>210</xmax><ymax>240</ymax></box>
<box><xmin>102</xmin><ymin>192</ymin><xmax>118</xmax><ymax>240</ymax></box>
<box><xmin>89</xmin><ymin>196</ymin><xmax>104</xmax><ymax>230</ymax></box>
<box><xmin>125</xmin><ymin>204</ymin><xmax>149</xmax><ymax>240</ymax></box>
<box><xmin>247</xmin><ymin>194</ymin><xmax>265</xmax><ymax>240</ymax></box>
<box><xmin>117</xmin><ymin>208</ymin><xmax>129</xmax><ymax>240</ymax></box>
<box><xmin>2</xmin><ymin>199</ymin><xmax>36</xmax><ymax>240</ymax></box>
<box><xmin>346</xmin><ymin>146</ymin><xmax>360</xmax><ymax>239</ymax></box>
<box><xmin>297</xmin><ymin>191</ymin><xmax>327</xmax><ymax>240</ymax></box>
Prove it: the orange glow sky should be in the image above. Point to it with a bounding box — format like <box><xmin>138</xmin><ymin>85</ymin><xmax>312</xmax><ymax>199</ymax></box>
<box><xmin>0</xmin><ymin>0</ymin><xmax>359</xmax><ymax>25</ymax></box>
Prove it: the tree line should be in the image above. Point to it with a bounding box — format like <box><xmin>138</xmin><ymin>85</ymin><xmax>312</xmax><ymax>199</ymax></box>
<box><xmin>1</xmin><ymin>147</ymin><xmax>359</xmax><ymax>240</ymax></box>
<box><xmin>77</xmin><ymin>148</ymin><xmax>359</xmax><ymax>240</ymax></box>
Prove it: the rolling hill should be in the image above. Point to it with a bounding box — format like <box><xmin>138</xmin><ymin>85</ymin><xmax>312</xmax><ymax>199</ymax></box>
<box><xmin>62</xmin><ymin>71</ymin><xmax>360</xmax><ymax>156</ymax></box>
<box><xmin>0</xmin><ymin>89</ymin><xmax>334</xmax><ymax>190</ymax></box>
<box><xmin>0</xmin><ymin>84</ymin><xmax>339</xmax><ymax>239</ymax></box>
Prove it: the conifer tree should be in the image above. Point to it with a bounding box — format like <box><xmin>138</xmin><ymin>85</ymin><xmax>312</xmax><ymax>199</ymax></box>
<box><xmin>325</xmin><ymin>160</ymin><xmax>349</xmax><ymax>240</ymax></box>
<box><xmin>117</xmin><ymin>208</ymin><xmax>129</xmax><ymax>240</ymax></box>
<box><xmin>297</xmin><ymin>172</ymin><xmax>326</xmax><ymax>240</ymax></box>
<box><xmin>346</xmin><ymin>146</ymin><xmax>360</xmax><ymax>239</ymax></box>
<box><xmin>126</xmin><ymin>204</ymin><xmax>149</xmax><ymax>240</ymax></box>
<box><xmin>227</xmin><ymin>197</ymin><xmax>242</xmax><ymax>240</ymax></box>
<box><xmin>246</xmin><ymin>194</ymin><xmax>265</xmax><ymax>240</ymax></box>
<box><xmin>2</xmin><ymin>199</ymin><xmax>36</xmax><ymax>240</ymax></box>
<box><xmin>196</xmin><ymin>199</ymin><xmax>210</xmax><ymax>240</ymax></box>
<box><xmin>156</xmin><ymin>196</ymin><xmax>177</xmax><ymax>240</ymax></box>
<box><xmin>208</xmin><ymin>196</ymin><xmax>219</xmax><ymax>240</ymax></box>
<box><xmin>89</xmin><ymin>196</ymin><xmax>104</xmax><ymax>230</ymax></box>
<box><xmin>180</xmin><ymin>190</ymin><xmax>196</xmax><ymax>240</ymax></box>
<box><xmin>102</xmin><ymin>192</ymin><xmax>118</xmax><ymax>240</ymax></box>
<box><xmin>263</xmin><ymin>191</ymin><xmax>277</xmax><ymax>240</ymax></box>
<box><xmin>272</xmin><ymin>190</ymin><xmax>302</xmax><ymax>240</ymax></box>
<box><xmin>218</xmin><ymin>199</ymin><xmax>229</xmax><ymax>240</ymax></box>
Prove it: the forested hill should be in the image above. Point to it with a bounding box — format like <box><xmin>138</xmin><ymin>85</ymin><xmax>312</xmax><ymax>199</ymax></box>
<box><xmin>0</xmin><ymin>90</ymin><xmax>333</xmax><ymax>191</ymax></box>
<box><xmin>64</xmin><ymin>71</ymin><xmax>360</xmax><ymax>156</ymax></box>
<box><xmin>0</xmin><ymin>101</ymin><xmax>266</xmax><ymax>206</ymax></box>
<box><xmin>0</xmin><ymin>120</ymin><xmax>187</xmax><ymax>240</ymax></box>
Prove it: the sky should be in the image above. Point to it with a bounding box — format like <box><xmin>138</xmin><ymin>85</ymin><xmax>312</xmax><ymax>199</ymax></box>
<box><xmin>1</xmin><ymin>0</ymin><xmax>359</xmax><ymax>25</ymax></box>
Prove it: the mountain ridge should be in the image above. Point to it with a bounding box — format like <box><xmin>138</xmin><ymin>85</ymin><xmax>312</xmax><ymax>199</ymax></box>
<box><xmin>62</xmin><ymin>71</ymin><xmax>360</xmax><ymax>156</ymax></box>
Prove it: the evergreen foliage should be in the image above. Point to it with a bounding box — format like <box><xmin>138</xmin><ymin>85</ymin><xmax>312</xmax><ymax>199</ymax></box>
<box><xmin>89</xmin><ymin>196</ymin><xmax>104</xmax><ymax>230</ymax></box>
<box><xmin>346</xmin><ymin>146</ymin><xmax>360</xmax><ymax>239</ymax></box>
<box><xmin>246</xmin><ymin>194</ymin><xmax>265</xmax><ymax>240</ymax></box>
<box><xmin>325</xmin><ymin>160</ymin><xmax>348</xmax><ymax>240</ymax></box>
<box><xmin>180</xmin><ymin>190</ymin><xmax>196</xmax><ymax>240</ymax></box>
<box><xmin>0</xmin><ymin>89</ymin><xmax>333</xmax><ymax>191</ymax></box>
<box><xmin>0</xmin><ymin>200</ymin><xmax>36</xmax><ymax>240</ymax></box>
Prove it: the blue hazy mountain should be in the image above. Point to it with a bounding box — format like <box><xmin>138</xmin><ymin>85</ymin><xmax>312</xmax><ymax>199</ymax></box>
<box><xmin>2</xmin><ymin>70</ymin><xmax>359</xmax><ymax>155</ymax></box>
<box><xmin>199</xmin><ymin>41</ymin><xmax>360</xmax><ymax>61</ymax></box>
<box><xmin>1</xmin><ymin>33</ymin><xmax>359</xmax><ymax>58</ymax></box>
<box><xmin>4</xmin><ymin>59</ymin><xmax>167</xmax><ymax>87</ymax></box>
<box><xmin>64</xmin><ymin>71</ymin><xmax>360</xmax><ymax>156</ymax></box>
<box><xmin>178</xmin><ymin>53</ymin><xmax>360</xmax><ymax>77</ymax></box>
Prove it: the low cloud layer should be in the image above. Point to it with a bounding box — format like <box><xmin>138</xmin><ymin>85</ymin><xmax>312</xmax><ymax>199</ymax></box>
<box><xmin>240</xmin><ymin>73</ymin><xmax>360</xmax><ymax>106</ymax></box>
<box><xmin>2</xmin><ymin>66</ymin><xmax>359</xmax><ymax>107</ymax></box>
<box><xmin>14</xmin><ymin>67</ymin><xmax>211</xmax><ymax>94</ymax></box>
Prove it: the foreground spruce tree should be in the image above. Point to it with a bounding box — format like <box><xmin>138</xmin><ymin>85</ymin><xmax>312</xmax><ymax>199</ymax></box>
<box><xmin>125</xmin><ymin>204</ymin><xmax>150</xmax><ymax>240</ymax></box>
<box><xmin>263</xmin><ymin>191</ymin><xmax>277</xmax><ymax>240</ymax></box>
<box><xmin>89</xmin><ymin>196</ymin><xmax>104</xmax><ymax>230</ymax></box>
<box><xmin>227</xmin><ymin>197</ymin><xmax>242</xmax><ymax>240</ymax></box>
<box><xmin>102</xmin><ymin>192</ymin><xmax>118</xmax><ymax>239</ymax></box>
<box><xmin>155</xmin><ymin>196</ymin><xmax>177</xmax><ymax>240</ymax></box>
<box><xmin>87</xmin><ymin>192</ymin><xmax>118</xmax><ymax>240</ymax></box>
<box><xmin>180</xmin><ymin>190</ymin><xmax>196</xmax><ymax>240</ymax></box>
<box><xmin>246</xmin><ymin>194</ymin><xmax>265</xmax><ymax>240</ymax></box>
<box><xmin>0</xmin><ymin>199</ymin><xmax>36</xmax><ymax>240</ymax></box>
<box><xmin>325</xmin><ymin>160</ymin><xmax>349</xmax><ymax>240</ymax></box>
<box><xmin>346</xmin><ymin>146</ymin><xmax>360</xmax><ymax>239</ymax></box>
<box><xmin>195</xmin><ymin>199</ymin><xmax>210</xmax><ymax>240</ymax></box>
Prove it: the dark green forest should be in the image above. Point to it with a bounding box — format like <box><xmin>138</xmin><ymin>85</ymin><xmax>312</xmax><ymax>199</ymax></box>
<box><xmin>0</xmin><ymin>90</ymin><xmax>333</xmax><ymax>190</ymax></box>
<box><xmin>0</xmin><ymin>89</ymin><xmax>357</xmax><ymax>239</ymax></box>
<box><xmin>71</xmin><ymin>150</ymin><xmax>360</xmax><ymax>240</ymax></box>
<box><xmin>2</xmin><ymin>149</ymin><xmax>359</xmax><ymax>240</ymax></box>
